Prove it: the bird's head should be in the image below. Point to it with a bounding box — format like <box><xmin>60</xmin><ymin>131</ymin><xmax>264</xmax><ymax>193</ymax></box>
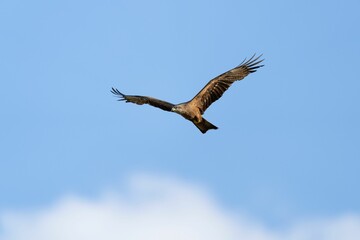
<box><xmin>171</xmin><ymin>105</ymin><xmax>179</xmax><ymax>113</ymax></box>
<box><xmin>171</xmin><ymin>105</ymin><xmax>184</xmax><ymax>114</ymax></box>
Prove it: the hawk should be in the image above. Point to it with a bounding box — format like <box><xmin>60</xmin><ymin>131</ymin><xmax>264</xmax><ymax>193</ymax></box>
<box><xmin>112</xmin><ymin>54</ymin><xmax>264</xmax><ymax>133</ymax></box>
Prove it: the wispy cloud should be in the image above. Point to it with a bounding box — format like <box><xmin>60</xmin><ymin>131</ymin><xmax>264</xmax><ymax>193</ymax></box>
<box><xmin>1</xmin><ymin>174</ymin><xmax>359</xmax><ymax>240</ymax></box>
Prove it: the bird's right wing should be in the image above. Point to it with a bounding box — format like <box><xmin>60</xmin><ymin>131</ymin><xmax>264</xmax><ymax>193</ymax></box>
<box><xmin>111</xmin><ymin>87</ymin><xmax>175</xmax><ymax>112</ymax></box>
<box><xmin>189</xmin><ymin>54</ymin><xmax>264</xmax><ymax>114</ymax></box>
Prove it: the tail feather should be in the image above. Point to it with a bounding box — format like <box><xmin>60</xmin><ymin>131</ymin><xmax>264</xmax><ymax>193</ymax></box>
<box><xmin>193</xmin><ymin>118</ymin><xmax>218</xmax><ymax>134</ymax></box>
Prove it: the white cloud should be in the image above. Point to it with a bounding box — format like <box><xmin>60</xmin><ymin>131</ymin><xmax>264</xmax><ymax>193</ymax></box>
<box><xmin>0</xmin><ymin>174</ymin><xmax>359</xmax><ymax>240</ymax></box>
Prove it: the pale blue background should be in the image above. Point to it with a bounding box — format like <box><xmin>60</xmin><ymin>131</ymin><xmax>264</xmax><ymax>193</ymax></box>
<box><xmin>1</xmin><ymin>0</ymin><xmax>359</xmax><ymax>228</ymax></box>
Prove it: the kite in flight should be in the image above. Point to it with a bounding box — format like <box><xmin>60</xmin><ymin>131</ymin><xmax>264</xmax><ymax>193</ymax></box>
<box><xmin>111</xmin><ymin>54</ymin><xmax>264</xmax><ymax>133</ymax></box>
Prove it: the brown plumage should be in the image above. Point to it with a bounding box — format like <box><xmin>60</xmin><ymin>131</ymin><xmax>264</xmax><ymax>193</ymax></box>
<box><xmin>112</xmin><ymin>54</ymin><xmax>264</xmax><ymax>133</ymax></box>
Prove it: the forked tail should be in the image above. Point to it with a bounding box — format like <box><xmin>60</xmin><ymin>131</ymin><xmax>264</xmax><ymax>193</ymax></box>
<box><xmin>193</xmin><ymin>118</ymin><xmax>218</xmax><ymax>134</ymax></box>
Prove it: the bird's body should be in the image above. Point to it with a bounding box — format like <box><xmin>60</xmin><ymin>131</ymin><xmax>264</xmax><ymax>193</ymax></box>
<box><xmin>111</xmin><ymin>54</ymin><xmax>264</xmax><ymax>133</ymax></box>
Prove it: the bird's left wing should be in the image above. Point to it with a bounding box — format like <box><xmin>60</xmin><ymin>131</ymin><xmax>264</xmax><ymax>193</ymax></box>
<box><xmin>111</xmin><ymin>87</ymin><xmax>175</xmax><ymax>112</ymax></box>
<box><xmin>189</xmin><ymin>54</ymin><xmax>264</xmax><ymax>114</ymax></box>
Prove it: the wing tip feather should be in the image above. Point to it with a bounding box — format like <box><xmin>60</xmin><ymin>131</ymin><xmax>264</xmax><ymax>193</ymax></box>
<box><xmin>238</xmin><ymin>53</ymin><xmax>265</xmax><ymax>73</ymax></box>
<box><xmin>111</xmin><ymin>87</ymin><xmax>126</xmax><ymax>101</ymax></box>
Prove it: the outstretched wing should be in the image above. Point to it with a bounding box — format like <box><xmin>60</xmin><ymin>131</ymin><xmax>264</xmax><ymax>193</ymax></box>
<box><xmin>111</xmin><ymin>87</ymin><xmax>175</xmax><ymax>112</ymax></box>
<box><xmin>189</xmin><ymin>54</ymin><xmax>264</xmax><ymax>114</ymax></box>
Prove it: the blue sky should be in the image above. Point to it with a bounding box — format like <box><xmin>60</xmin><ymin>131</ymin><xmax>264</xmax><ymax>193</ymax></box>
<box><xmin>1</xmin><ymin>0</ymin><xmax>360</xmax><ymax>238</ymax></box>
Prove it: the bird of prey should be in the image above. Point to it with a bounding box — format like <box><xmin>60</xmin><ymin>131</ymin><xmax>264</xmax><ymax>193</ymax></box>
<box><xmin>111</xmin><ymin>54</ymin><xmax>264</xmax><ymax>134</ymax></box>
